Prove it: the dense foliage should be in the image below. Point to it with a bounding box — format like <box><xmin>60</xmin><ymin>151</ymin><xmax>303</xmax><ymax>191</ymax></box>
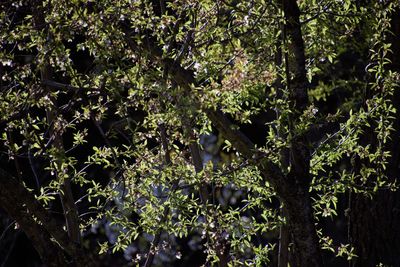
<box><xmin>0</xmin><ymin>0</ymin><xmax>399</xmax><ymax>266</ymax></box>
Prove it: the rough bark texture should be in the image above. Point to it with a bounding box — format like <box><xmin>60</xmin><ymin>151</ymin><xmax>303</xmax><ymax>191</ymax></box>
<box><xmin>279</xmin><ymin>183</ymin><xmax>322</xmax><ymax>267</ymax></box>
<box><xmin>0</xmin><ymin>179</ymin><xmax>67</xmax><ymax>266</ymax></box>
<box><xmin>351</xmin><ymin>192</ymin><xmax>400</xmax><ymax>266</ymax></box>
<box><xmin>279</xmin><ymin>0</ymin><xmax>323</xmax><ymax>265</ymax></box>
<box><xmin>0</xmin><ymin>167</ymin><xmax>95</xmax><ymax>266</ymax></box>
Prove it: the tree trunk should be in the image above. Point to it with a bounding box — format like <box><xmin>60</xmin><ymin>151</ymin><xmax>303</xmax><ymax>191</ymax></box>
<box><xmin>279</xmin><ymin>0</ymin><xmax>323</xmax><ymax>265</ymax></box>
<box><xmin>275</xmin><ymin>178</ymin><xmax>323</xmax><ymax>267</ymax></box>
<box><xmin>351</xmin><ymin>192</ymin><xmax>400</xmax><ymax>266</ymax></box>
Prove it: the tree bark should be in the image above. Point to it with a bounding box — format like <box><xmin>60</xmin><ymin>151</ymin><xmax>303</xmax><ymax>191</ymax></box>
<box><xmin>277</xmin><ymin>180</ymin><xmax>322</xmax><ymax>267</ymax></box>
<box><xmin>278</xmin><ymin>0</ymin><xmax>323</xmax><ymax>265</ymax></box>
<box><xmin>31</xmin><ymin>0</ymin><xmax>81</xmax><ymax>245</ymax></box>
<box><xmin>0</xmin><ymin>167</ymin><xmax>95</xmax><ymax>266</ymax></box>
<box><xmin>0</xmin><ymin>180</ymin><xmax>67</xmax><ymax>266</ymax></box>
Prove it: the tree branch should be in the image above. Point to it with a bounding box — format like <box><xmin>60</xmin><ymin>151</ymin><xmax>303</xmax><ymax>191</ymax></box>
<box><xmin>121</xmin><ymin>25</ymin><xmax>286</xmax><ymax>187</ymax></box>
<box><xmin>32</xmin><ymin>0</ymin><xmax>81</xmax><ymax>245</ymax></box>
<box><xmin>0</xmin><ymin>167</ymin><xmax>94</xmax><ymax>266</ymax></box>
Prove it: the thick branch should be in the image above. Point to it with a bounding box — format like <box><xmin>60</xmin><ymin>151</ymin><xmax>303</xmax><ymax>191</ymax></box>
<box><xmin>122</xmin><ymin>26</ymin><xmax>286</xmax><ymax>186</ymax></box>
<box><xmin>32</xmin><ymin>0</ymin><xmax>81</xmax><ymax>245</ymax></box>
<box><xmin>0</xmin><ymin>167</ymin><xmax>94</xmax><ymax>266</ymax></box>
<box><xmin>283</xmin><ymin>0</ymin><xmax>308</xmax><ymax>111</ymax></box>
<box><xmin>0</xmin><ymin>179</ymin><xmax>67</xmax><ymax>266</ymax></box>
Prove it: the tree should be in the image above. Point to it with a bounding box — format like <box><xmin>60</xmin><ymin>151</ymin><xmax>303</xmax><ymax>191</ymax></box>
<box><xmin>349</xmin><ymin>5</ymin><xmax>400</xmax><ymax>267</ymax></box>
<box><xmin>0</xmin><ymin>0</ymin><xmax>399</xmax><ymax>266</ymax></box>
